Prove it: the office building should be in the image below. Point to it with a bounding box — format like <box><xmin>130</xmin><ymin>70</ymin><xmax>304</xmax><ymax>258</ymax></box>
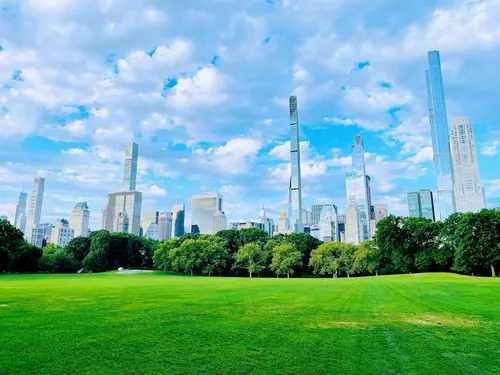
<box><xmin>449</xmin><ymin>117</ymin><xmax>486</xmax><ymax>213</ymax></box>
<box><xmin>346</xmin><ymin>136</ymin><xmax>370</xmax><ymax>240</ymax></box>
<box><xmin>51</xmin><ymin>219</ymin><xmax>74</xmax><ymax>247</ymax></box>
<box><xmin>372</xmin><ymin>204</ymin><xmax>388</xmax><ymax>222</ymax></box>
<box><xmin>13</xmin><ymin>191</ymin><xmax>28</xmax><ymax>232</ymax></box>
<box><xmin>100</xmin><ymin>205</ymin><xmax>107</xmax><ymax>230</ymax></box>
<box><xmin>213</xmin><ymin>211</ymin><xmax>228</xmax><ymax>233</ymax></box>
<box><xmin>0</xmin><ymin>215</ymin><xmax>8</xmax><ymax>221</ymax></box>
<box><xmin>25</xmin><ymin>177</ymin><xmax>45</xmax><ymax>244</ymax></box>
<box><xmin>301</xmin><ymin>208</ymin><xmax>311</xmax><ymax>227</ymax></box>
<box><xmin>105</xmin><ymin>191</ymin><xmax>142</xmax><ymax>235</ymax></box>
<box><xmin>142</xmin><ymin>211</ymin><xmax>159</xmax><ymax>236</ymax></box>
<box><xmin>288</xmin><ymin>95</ymin><xmax>303</xmax><ymax>233</ymax></box>
<box><xmin>337</xmin><ymin>214</ymin><xmax>346</xmax><ymax>241</ymax></box>
<box><xmin>171</xmin><ymin>204</ymin><xmax>185</xmax><ymax>238</ymax></box>
<box><xmin>318</xmin><ymin>204</ymin><xmax>338</xmax><ymax>242</ymax></box>
<box><xmin>258</xmin><ymin>205</ymin><xmax>275</xmax><ymax>236</ymax></box>
<box><xmin>311</xmin><ymin>205</ymin><xmax>324</xmax><ymax>226</ymax></box>
<box><xmin>30</xmin><ymin>223</ymin><xmax>54</xmax><ymax>248</ymax></box>
<box><xmin>345</xmin><ymin>201</ymin><xmax>362</xmax><ymax>245</ymax></box>
<box><xmin>426</xmin><ymin>50</ymin><xmax>456</xmax><ymax>220</ymax></box>
<box><xmin>277</xmin><ymin>212</ymin><xmax>291</xmax><ymax>234</ymax></box>
<box><xmin>366</xmin><ymin>176</ymin><xmax>372</xmax><ymax>219</ymax></box>
<box><xmin>70</xmin><ymin>202</ymin><xmax>90</xmax><ymax>237</ymax></box>
<box><xmin>191</xmin><ymin>192</ymin><xmax>223</xmax><ymax>235</ymax></box>
<box><xmin>158</xmin><ymin>212</ymin><xmax>172</xmax><ymax>240</ymax></box>
<box><xmin>145</xmin><ymin>223</ymin><xmax>161</xmax><ymax>241</ymax></box>
<box><xmin>407</xmin><ymin>190</ymin><xmax>436</xmax><ymax>221</ymax></box>
<box><xmin>123</xmin><ymin>142</ymin><xmax>139</xmax><ymax>191</ymax></box>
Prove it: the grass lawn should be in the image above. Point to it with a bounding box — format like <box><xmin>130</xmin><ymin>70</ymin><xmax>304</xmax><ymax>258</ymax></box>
<box><xmin>1</xmin><ymin>272</ymin><xmax>499</xmax><ymax>375</ymax></box>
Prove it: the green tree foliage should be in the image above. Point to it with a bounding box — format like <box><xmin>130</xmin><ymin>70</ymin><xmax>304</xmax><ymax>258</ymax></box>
<box><xmin>215</xmin><ymin>229</ymin><xmax>240</xmax><ymax>254</ymax></box>
<box><xmin>0</xmin><ymin>219</ymin><xmax>26</xmax><ymax>272</ymax></box>
<box><xmin>39</xmin><ymin>247</ymin><xmax>78</xmax><ymax>273</ymax></box>
<box><xmin>10</xmin><ymin>242</ymin><xmax>43</xmax><ymax>273</ymax></box>
<box><xmin>83</xmin><ymin>230</ymin><xmax>112</xmax><ymax>272</ymax></box>
<box><xmin>270</xmin><ymin>243</ymin><xmax>302</xmax><ymax>278</ymax></box>
<box><xmin>153</xmin><ymin>239</ymin><xmax>181</xmax><ymax>270</ymax></box>
<box><xmin>234</xmin><ymin>242</ymin><xmax>267</xmax><ymax>277</ymax></box>
<box><xmin>65</xmin><ymin>237</ymin><xmax>91</xmax><ymax>268</ymax></box>
<box><xmin>374</xmin><ymin>215</ymin><xmax>405</xmax><ymax>273</ymax></box>
<box><xmin>238</xmin><ymin>227</ymin><xmax>269</xmax><ymax>248</ymax></box>
<box><xmin>353</xmin><ymin>240</ymin><xmax>381</xmax><ymax>276</ymax></box>
<box><xmin>453</xmin><ymin>210</ymin><xmax>500</xmax><ymax>277</ymax></box>
<box><xmin>286</xmin><ymin>232</ymin><xmax>322</xmax><ymax>274</ymax></box>
<box><xmin>309</xmin><ymin>242</ymin><xmax>344</xmax><ymax>277</ymax></box>
<box><xmin>401</xmin><ymin>217</ymin><xmax>442</xmax><ymax>272</ymax></box>
<box><xmin>168</xmin><ymin>239</ymin><xmax>204</xmax><ymax>275</ymax></box>
<box><xmin>201</xmin><ymin>238</ymin><xmax>230</xmax><ymax>276</ymax></box>
<box><xmin>339</xmin><ymin>243</ymin><xmax>357</xmax><ymax>278</ymax></box>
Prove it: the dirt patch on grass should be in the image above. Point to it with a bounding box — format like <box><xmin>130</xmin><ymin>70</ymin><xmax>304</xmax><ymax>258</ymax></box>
<box><xmin>0</xmin><ymin>304</ymin><xmax>8</xmax><ymax>308</ymax></box>
<box><xmin>404</xmin><ymin>314</ymin><xmax>477</xmax><ymax>327</ymax></box>
<box><xmin>312</xmin><ymin>321</ymin><xmax>366</xmax><ymax>329</ymax></box>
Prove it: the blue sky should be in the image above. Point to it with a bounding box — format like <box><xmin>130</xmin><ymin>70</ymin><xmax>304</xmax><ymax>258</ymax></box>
<box><xmin>1</xmin><ymin>0</ymin><xmax>499</xmax><ymax>229</ymax></box>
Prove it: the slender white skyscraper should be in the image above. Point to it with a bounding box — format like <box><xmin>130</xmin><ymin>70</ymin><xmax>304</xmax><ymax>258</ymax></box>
<box><xmin>426</xmin><ymin>50</ymin><xmax>456</xmax><ymax>220</ymax></box>
<box><xmin>14</xmin><ymin>191</ymin><xmax>28</xmax><ymax>233</ymax></box>
<box><xmin>171</xmin><ymin>204</ymin><xmax>185</xmax><ymax>238</ymax></box>
<box><xmin>158</xmin><ymin>212</ymin><xmax>172</xmax><ymax>240</ymax></box>
<box><xmin>449</xmin><ymin>117</ymin><xmax>486</xmax><ymax>213</ymax></box>
<box><xmin>346</xmin><ymin>136</ymin><xmax>370</xmax><ymax>240</ymax></box>
<box><xmin>288</xmin><ymin>95</ymin><xmax>303</xmax><ymax>233</ymax></box>
<box><xmin>345</xmin><ymin>201</ymin><xmax>362</xmax><ymax>245</ymax></box>
<box><xmin>25</xmin><ymin>177</ymin><xmax>45</xmax><ymax>243</ymax></box>
<box><xmin>213</xmin><ymin>210</ymin><xmax>228</xmax><ymax>233</ymax></box>
<box><xmin>70</xmin><ymin>202</ymin><xmax>90</xmax><ymax>237</ymax></box>
<box><xmin>123</xmin><ymin>142</ymin><xmax>139</xmax><ymax>191</ymax></box>
<box><xmin>191</xmin><ymin>193</ymin><xmax>223</xmax><ymax>234</ymax></box>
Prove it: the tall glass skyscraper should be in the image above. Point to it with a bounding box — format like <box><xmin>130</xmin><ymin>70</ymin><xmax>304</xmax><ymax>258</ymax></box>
<box><xmin>346</xmin><ymin>136</ymin><xmax>370</xmax><ymax>240</ymax></box>
<box><xmin>426</xmin><ymin>50</ymin><xmax>456</xmax><ymax>220</ymax></box>
<box><xmin>25</xmin><ymin>177</ymin><xmax>45</xmax><ymax>244</ymax></box>
<box><xmin>14</xmin><ymin>191</ymin><xmax>28</xmax><ymax>232</ymax></box>
<box><xmin>407</xmin><ymin>190</ymin><xmax>435</xmax><ymax>222</ymax></box>
<box><xmin>288</xmin><ymin>95</ymin><xmax>303</xmax><ymax>233</ymax></box>
<box><xmin>171</xmin><ymin>204</ymin><xmax>185</xmax><ymax>238</ymax></box>
<box><xmin>123</xmin><ymin>142</ymin><xmax>139</xmax><ymax>191</ymax></box>
<box><xmin>191</xmin><ymin>192</ymin><xmax>223</xmax><ymax>235</ymax></box>
<box><xmin>407</xmin><ymin>192</ymin><xmax>421</xmax><ymax>217</ymax></box>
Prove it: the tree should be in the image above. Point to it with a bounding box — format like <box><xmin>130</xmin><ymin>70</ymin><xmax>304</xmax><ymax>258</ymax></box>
<box><xmin>168</xmin><ymin>239</ymin><xmax>203</xmax><ymax>275</ymax></box>
<box><xmin>10</xmin><ymin>242</ymin><xmax>42</xmax><ymax>273</ymax></box>
<box><xmin>215</xmin><ymin>229</ymin><xmax>240</xmax><ymax>255</ymax></box>
<box><xmin>353</xmin><ymin>240</ymin><xmax>381</xmax><ymax>276</ymax></box>
<box><xmin>439</xmin><ymin>213</ymin><xmax>464</xmax><ymax>268</ymax></box>
<box><xmin>201</xmin><ymin>238</ymin><xmax>230</xmax><ymax>276</ymax></box>
<box><xmin>453</xmin><ymin>210</ymin><xmax>500</xmax><ymax>277</ymax></box>
<box><xmin>286</xmin><ymin>232</ymin><xmax>322</xmax><ymax>274</ymax></box>
<box><xmin>238</xmin><ymin>227</ymin><xmax>269</xmax><ymax>248</ymax></box>
<box><xmin>270</xmin><ymin>243</ymin><xmax>302</xmax><ymax>278</ymax></box>
<box><xmin>0</xmin><ymin>219</ymin><xmax>25</xmax><ymax>273</ymax></box>
<box><xmin>375</xmin><ymin>215</ymin><xmax>406</xmax><ymax>273</ymax></box>
<box><xmin>309</xmin><ymin>242</ymin><xmax>343</xmax><ymax>277</ymax></box>
<box><xmin>65</xmin><ymin>237</ymin><xmax>91</xmax><ymax>268</ymax></box>
<box><xmin>401</xmin><ymin>217</ymin><xmax>442</xmax><ymax>272</ymax></box>
<box><xmin>234</xmin><ymin>242</ymin><xmax>267</xmax><ymax>278</ymax></box>
<box><xmin>153</xmin><ymin>239</ymin><xmax>181</xmax><ymax>270</ymax></box>
<box><xmin>339</xmin><ymin>243</ymin><xmax>357</xmax><ymax>277</ymax></box>
<box><xmin>83</xmin><ymin>230</ymin><xmax>111</xmax><ymax>272</ymax></box>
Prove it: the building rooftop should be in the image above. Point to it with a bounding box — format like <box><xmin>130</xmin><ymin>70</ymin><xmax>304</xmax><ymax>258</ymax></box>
<box><xmin>74</xmin><ymin>202</ymin><xmax>89</xmax><ymax>209</ymax></box>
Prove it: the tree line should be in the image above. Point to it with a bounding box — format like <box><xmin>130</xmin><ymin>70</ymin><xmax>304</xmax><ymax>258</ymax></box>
<box><xmin>1</xmin><ymin>209</ymin><xmax>499</xmax><ymax>277</ymax></box>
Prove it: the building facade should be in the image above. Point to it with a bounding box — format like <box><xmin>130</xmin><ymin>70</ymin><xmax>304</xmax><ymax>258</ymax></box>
<box><xmin>51</xmin><ymin>219</ymin><xmax>74</xmax><ymax>247</ymax></box>
<box><xmin>288</xmin><ymin>95</ymin><xmax>303</xmax><ymax>233</ymax></box>
<box><xmin>105</xmin><ymin>191</ymin><xmax>143</xmax><ymax>235</ymax></box>
<box><xmin>31</xmin><ymin>223</ymin><xmax>54</xmax><ymax>248</ymax></box>
<box><xmin>345</xmin><ymin>202</ymin><xmax>362</xmax><ymax>245</ymax></box>
<box><xmin>407</xmin><ymin>190</ymin><xmax>436</xmax><ymax>221</ymax></box>
<box><xmin>318</xmin><ymin>204</ymin><xmax>338</xmax><ymax>242</ymax></box>
<box><xmin>277</xmin><ymin>212</ymin><xmax>291</xmax><ymax>234</ymax></box>
<box><xmin>145</xmin><ymin>223</ymin><xmax>160</xmax><ymax>241</ymax></box>
<box><xmin>14</xmin><ymin>191</ymin><xmax>28</xmax><ymax>232</ymax></box>
<box><xmin>25</xmin><ymin>177</ymin><xmax>45</xmax><ymax>244</ymax></box>
<box><xmin>171</xmin><ymin>204</ymin><xmax>185</xmax><ymax>238</ymax></box>
<box><xmin>158</xmin><ymin>212</ymin><xmax>172</xmax><ymax>240</ymax></box>
<box><xmin>426</xmin><ymin>50</ymin><xmax>456</xmax><ymax>220</ymax></box>
<box><xmin>372</xmin><ymin>204</ymin><xmax>388</xmax><ymax>222</ymax></box>
<box><xmin>346</xmin><ymin>136</ymin><xmax>370</xmax><ymax>240</ymax></box>
<box><xmin>449</xmin><ymin>117</ymin><xmax>486</xmax><ymax>213</ymax></box>
<box><xmin>70</xmin><ymin>202</ymin><xmax>90</xmax><ymax>237</ymax></box>
<box><xmin>213</xmin><ymin>211</ymin><xmax>228</xmax><ymax>233</ymax></box>
<box><xmin>191</xmin><ymin>192</ymin><xmax>223</xmax><ymax>235</ymax></box>
<box><xmin>407</xmin><ymin>192</ymin><xmax>422</xmax><ymax>217</ymax></box>
<box><xmin>142</xmin><ymin>211</ymin><xmax>159</xmax><ymax>236</ymax></box>
<box><xmin>123</xmin><ymin>142</ymin><xmax>139</xmax><ymax>191</ymax></box>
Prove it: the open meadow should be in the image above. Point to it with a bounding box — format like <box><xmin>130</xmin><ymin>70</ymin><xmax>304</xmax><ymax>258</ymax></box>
<box><xmin>1</xmin><ymin>272</ymin><xmax>499</xmax><ymax>375</ymax></box>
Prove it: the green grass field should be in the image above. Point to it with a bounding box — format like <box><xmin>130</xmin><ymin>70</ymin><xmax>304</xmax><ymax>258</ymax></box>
<box><xmin>1</xmin><ymin>272</ymin><xmax>499</xmax><ymax>375</ymax></box>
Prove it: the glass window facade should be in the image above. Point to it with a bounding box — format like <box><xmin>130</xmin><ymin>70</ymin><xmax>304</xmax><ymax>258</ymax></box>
<box><xmin>191</xmin><ymin>193</ymin><xmax>223</xmax><ymax>235</ymax></box>
<box><xmin>288</xmin><ymin>95</ymin><xmax>303</xmax><ymax>233</ymax></box>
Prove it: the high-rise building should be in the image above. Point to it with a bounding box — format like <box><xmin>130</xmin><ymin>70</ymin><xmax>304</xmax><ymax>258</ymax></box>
<box><xmin>366</xmin><ymin>176</ymin><xmax>372</xmax><ymax>219</ymax></box>
<box><xmin>277</xmin><ymin>212</ymin><xmax>291</xmax><ymax>234</ymax></box>
<box><xmin>51</xmin><ymin>219</ymin><xmax>74</xmax><ymax>247</ymax></box>
<box><xmin>258</xmin><ymin>205</ymin><xmax>274</xmax><ymax>236</ymax></box>
<box><xmin>171</xmin><ymin>204</ymin><xmax>185</xmax><ymax>238</ymax></box>
<box><xmin>420</xmin><ymin>190</ymin><xmax>436</xmax><ymax>221</ymax></box>
<box><xmin>31</xmin><ymin>223</ymin><xmax>54</xmax><ymax>248</ymax></box>
<box><xmin>123</xmin><ymin>142</ymin><xmax>139</xmax><ymax>192</ymax></box>
<box><xmin>345</xmin><ymin>201</ymin><xmax>362</xmax><ymax>245</ymax></box>
<box><xmin>372</xmin><ymin>204</ymin><xmax>388</xmax><ymax>222</ymax></box>
<box><xmin>449</xmin><ymin>117</ymin><xmax>486</xmax><ymax>213</ymax></box>
<box><xmin>70</xmin><ymin>202</ymin><xmax>90</xmax><ymax>237</ymax></box>
<box><xmin>158</xmin><ymin>212</ymin><xmax>172</xmax><ymax>240</ymax></box>
<box><xmin>407</xmin><ymin>192</ymin><xmax>422</xmax><ymax>218</ymax></box>
<box><xmin>145</xmin><ymin>223</ymin><xmax>160</xmax><ymax>241</ymax></box>
<box><xmin>142</xmin><ymin>211</ymin><xmax>159</xmax><ymax>236</ymax></box>
<box><xmin>288</xmin><ymin>95</ymin><xmax>303</xmax><ymax>233</ymax></box>
<box><xmin>100</xmin><ymin>205</ymin><xmax>107</xmax><ymax>230</ymax></box>
<box><xmin>407</xmin><ymin>190</ymin><xmax>436</xmax><ymax>221</ymax></box>
<box><xmin>337</xmin><ymin>214</ymin><xmax>346</xmax><ymax>241</ymax></box>
<box><xmin>318</xmin><ymin>204</ymin><xmax>338</xmax><ymax>242</ymax></box>
<box><xmin>25</xmin><ymin>177</ymin><xmax>45</xmax><ymax>244</ymax></box>
<box><xmin>426</xmin><ymin>50</ymin><xmax>456</xmax><ymax>220</ymax></box>
<box><xmin>301</xmin><ymin>208</ymin><xmax>311</xmax><ymax>226</ymax></box>
<box><xmin>191</xmin><ymin>192</ymin><xmax>223</xmax><ymax>235</ymax></box>
<box><xmin>14</xmin><ymin>191</ymin><xmax>28</xmax><ymax>232</ymax></box>
<box><xmin>213</xmin><ymin>211</ymin><xmax>228</xmax><ymax>233</ymax></box>
<box><xmin>0</xmin><ymin>215</ymin><xmax>8</xmax><ymax>221</ymax></box>
<box><xmin>105</xmin><ymin>191</ymin><xmax>142</xmax><ymax>235</ymax></box>
<box><xmin>311</xmin><ymin>205</ymin><xmax>324</xmax><ymax>226</ymax></box>
<box><xmin>346</xmin><ymin>136</ymin><xmax>370</xmax><ymax>240</ymax></box>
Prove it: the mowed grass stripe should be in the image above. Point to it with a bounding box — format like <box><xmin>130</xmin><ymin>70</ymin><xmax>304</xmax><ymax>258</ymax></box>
<box><xmin>0</xmin><ymin>273</ymin><xmax>499</xmax><ymax>375</ymax></box>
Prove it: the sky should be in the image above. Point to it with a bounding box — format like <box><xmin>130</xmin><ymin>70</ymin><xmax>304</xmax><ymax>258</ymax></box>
<box><xmin>1</xmin><ymin>0</ymin><xmax>500</xmax><ymax>230</ymax></box>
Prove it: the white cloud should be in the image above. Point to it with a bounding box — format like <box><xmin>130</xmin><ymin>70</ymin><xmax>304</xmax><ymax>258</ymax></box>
<box><xmin>481</xmin><ymin>140</ymin><xmax>499</xmax><ymax>156</ymax></box>
<box><xmin>268</xmin><ymin>141</ymin><xmax>312</xmax><ymax>160</ymax></box>
<box><xmin>408</xmin><ymin>146</ymin><xmax>434</xmax><ymax>164</ymax></box>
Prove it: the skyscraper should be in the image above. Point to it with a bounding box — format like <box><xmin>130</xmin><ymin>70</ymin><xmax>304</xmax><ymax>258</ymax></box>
<box><xmin>277</xmin><ymin>212</ymin><xmax>290</xmax><ymax>234</ymax></box>
<box><xmin>123</xmin><ymin>142</ymin><xmax>139</xmax><ymax>192</ymax></box>
<box><xmin>191</xmin><ymin>192</ymin><xmax>223</xmax><ymax>235</ymax></box>
<box><xmin>426</xmin><ymin>50</ymin><xmax>456</xmax><ymax>220</ymax></box>
<box><xmin>346</xmin><ymin>136</ymin><xmax>370</xmax><ymax>240</ymax></box>
<box><xmin>100</xmin><ymin>205</ymin><xmax>107</xmax><ymax>230</ymax></box>
<box><xmin>449</xmin><ymin>117</ymin><xmax>486</xmax><ymax>213</ymax></box>
<box><xmin>318</xmin><ymin>204</ymin><xmax>338</xmax><ymax>242</ymax></box>
<box><xmin>142</xmin><ymin>211</ymin><xmax>159</xmax><ymax>235</ymax></box>
<box><xmin>13</xmin><ymin>191</ymin><xmax>28</xmax><ymax>233</ymax></box>
<box><xmin>407</xmin><ymin>190</ymin><xmax>436</xmax><ymax>221</ymax></box>
<box><xmin>25</xmin><ymin>177</ymin><xmax>45</xmax><ymax>244</ymax></box>
<box><xmin>171</xmin><ymin>204</ymin><xmax>185</xmax><ymax>238</ymax></box>
<box><xmin>70</xmin><ymin>202</ymin><xmax>90</xmax><ymax>237</ymax></box>
<box><xmin>105</xmin><ymin>191</ymin><xmax>142</xmax><ymax>235</ymax></box>
<box><xmin>51</xmin><ymin>219</ymin><xmax>74</xmax><ymax>247</ymax></box>
<box><xmin>372</xmin><ymin>204</ymin><xmax>388</xmax><ymax>222</ymax></box>
<box><xmin>407</xmin><ymin>192</ymin><xmax>422</xmax><ymax>218</ymax></box>
<box><xmin>213</xmin><ymin>211</ymin><xmax>228</xmax><ymax>233</ymax></box>
<box><xmin>288</xmin><ymin>95</ymin><xmax>303</xmax><ymax>233</ymax></box>
<box><xmin>158</xmin><ymin>212</ymin><xmax>172</xmax><ymax>240</ymax></box>
<box><xmin>366</xmin><ymin>176</ymin><xmax>372</xmax><ymax>219</ymax></box>
<box><xmin>311</xmin><ymin>205</ymin><xmax>324</xmax><ymax>226</ymax></box>
<box><xmin>345</xmin><ymin>201</ymin><xmax>362</xmax><ymax>245</ymax></box>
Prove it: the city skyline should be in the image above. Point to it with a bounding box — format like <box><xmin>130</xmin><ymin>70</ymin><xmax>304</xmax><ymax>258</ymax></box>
<box><xmin>1</xmin><ymin>1</ymin><xmax>500</xmax><ymax>229</ymax></box>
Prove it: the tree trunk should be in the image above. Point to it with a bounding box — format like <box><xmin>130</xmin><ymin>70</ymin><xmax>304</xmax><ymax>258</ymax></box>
<box><xmin>287</xmin><ymin>272</ymin><xmax>290</xmax><ymax>279</ymax></box>
<box><xmin>191</xmin><ymin>270</ymin><xmax>193</xmax><ymax>275</ymax></box>
<box><xmin>276</xmin><ymin>274</ymin><xmax>279</xmax><ymax>278</ymax></box>
<box><xmin>249</xmin><ymin>272</ymin><xmax>252</xmax><ymax>278</ymax></box>
<box><xmin>376</xmin><ymin>270</ymin><xmax>378</xmax><ymax>276</ymax></box>
<box><xmin>491</xmin><ymin>264</ymin><xmax>497</xmax><ymax>278</ymax></box>
<box><xmin>332</xmin><ymin>273</ymin><xmax>335</xmax><ymax>278</ymax></box>
<box><xmin>347</xmin><ymin>272</ymin><xmax>350</xmax><ymax>278</ymax></box>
